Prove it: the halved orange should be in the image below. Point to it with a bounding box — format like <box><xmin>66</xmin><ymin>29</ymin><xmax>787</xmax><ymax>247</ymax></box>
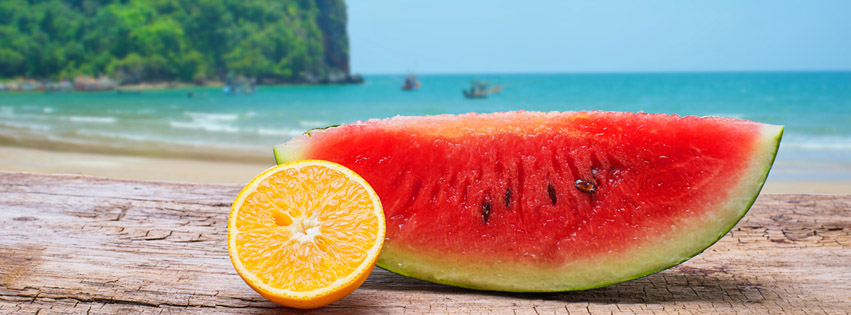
<box><xmin>227</xmin><ymin>160</ymin><xmax>385</xmax><ymax>309</ymax></box>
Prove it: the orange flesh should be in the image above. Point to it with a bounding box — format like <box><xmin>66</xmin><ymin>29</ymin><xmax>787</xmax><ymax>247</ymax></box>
<box><xmin>232</xmin><ymin>165</ymin><xmax>381</xmax><ymax>292</ymax></box>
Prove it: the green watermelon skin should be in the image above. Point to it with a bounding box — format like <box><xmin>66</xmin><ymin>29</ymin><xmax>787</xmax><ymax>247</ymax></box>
<box><xmin>274</xmin><ymin>111</ymin><xmax>783</xmax><ymax>292</ymax></box>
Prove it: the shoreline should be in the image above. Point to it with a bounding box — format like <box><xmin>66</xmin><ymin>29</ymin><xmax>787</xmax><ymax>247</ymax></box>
<box><xmin>118</xmin><ymin>82</ymin><xmax>220</xmax><ymax>91</ymax></box>
<box><xmin>0</xmin><ymin>145</ymin><xmax>848</xmax><ymax>193</ymax></box>
<box><xmin>1</xmin><ymin>76</ymin><xmax>366</xmax><ymax>93</ymax></box>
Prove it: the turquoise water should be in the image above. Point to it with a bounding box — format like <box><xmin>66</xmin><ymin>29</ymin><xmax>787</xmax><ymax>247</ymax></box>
<box><xmin>1</xmin><ymin>72</ymin><xmax>850</xmax><ymax>180</ymax></box>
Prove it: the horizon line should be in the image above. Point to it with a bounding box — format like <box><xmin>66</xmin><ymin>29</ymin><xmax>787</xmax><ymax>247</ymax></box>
<box><xmin>353</xmin><ymin>69</ymin><xmax>851</xmax><ymax>76</ymax></box>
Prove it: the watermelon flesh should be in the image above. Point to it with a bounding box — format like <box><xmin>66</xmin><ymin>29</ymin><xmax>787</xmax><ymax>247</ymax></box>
<box><xmin>274</xmin><ymin>111</ymin><xmax>783</xmax><ymax>292</ymax></box>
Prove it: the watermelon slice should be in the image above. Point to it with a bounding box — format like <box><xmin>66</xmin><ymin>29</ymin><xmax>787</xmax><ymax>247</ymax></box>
<box><xmin>273</xmin><ymin>111</ymin><xmax>783</xmax><ymax>292</ymax></box>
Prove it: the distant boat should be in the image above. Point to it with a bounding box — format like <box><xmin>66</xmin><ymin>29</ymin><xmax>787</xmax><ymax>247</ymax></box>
<box><xmin>463</xmin><ymin>80</ymin><xmax>501</xmax><ymax>99</ymax></box>
<box><xmin>402</xmin><ymin>74</ymin><xmax>421</xmax><ymax>91</ymax></box>
<box><xmin>224</xmin><ymin>75</ymin><xmax>256</xmax><ymax>95</ymax></box>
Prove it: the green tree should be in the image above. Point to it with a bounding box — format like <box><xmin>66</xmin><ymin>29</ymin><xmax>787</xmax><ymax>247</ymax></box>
<box><xmin>0</xmin><ymin>0</ymin><xmax>352</xmax><ymax>84</ymax></box>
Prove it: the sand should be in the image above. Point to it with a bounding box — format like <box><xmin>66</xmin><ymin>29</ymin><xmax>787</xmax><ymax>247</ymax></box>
<box><xmin>1</xmin><ymin>145</ymin><xmax>849</xmax><ymax>194</ymax></box>
<box><xmin>759</xmin><ymin>181</ymin><xmax>851</xmax><ymax>194</ymax></box>
<box><xmin>0</xmin><ymin>146</ymin><xmax>272</xmax><ymax>184</ymax></box>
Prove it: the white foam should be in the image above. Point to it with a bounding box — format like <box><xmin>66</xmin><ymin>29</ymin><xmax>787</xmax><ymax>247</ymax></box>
<box><xmin>45</xmin><ymin>135</ymin><xmax>100</xmax><ymax>146</ymax></box>
<box><xmin>0</xmin><ymin>120</ymin><xmax>51</xmax><ymax>131</ymax></box>
<box><xmin>42</xmin><ymin>107</ymin><xmax>54</xmax><ymax>113</ymax></box>
<box><xmin>74</xmin><ymin>129</ymin><xmax>260</xmax><ymax>149</ymax></box>
<box><xmin>0</xmin><ymin>107</ymin><xmax>13</xmax><ymax>118</ymax></box>
<box><xmin>69</xmin><ymin>116</ymin><xmax>118</xmax><ymax>124</ymax></box>
<box><xmin>298</xmin><ymin>120</ymin><xmax>331</xmax><ymax>128</ymax></box>
<box><xmin>6</xmin><ymin>113</ymin><xmax>55</xmax><ymax>121</ymax></box>
<box><xmin>704</xmin><ymin>113</ymin><xmax>745</xmax><ymax>119</ymax></box>
<box><xmin>257</xmin><ymin>128</ymin><xmax>304</xmax><ymax>137</ymax></box>
<box><xmin>782</xmin><ymin>142</ymin><xmax>851</xmax><ymax>151</ymax></box>
<box><xmin>169</xmin><ymin>120</ymin><xmax>239</xmax><ymax>133</ymax></box>
<box><xmin>781</xmin><ymin>136</ymin><xmax>851</xmax><ymax>151</ymax></box>
<box><xmin>186</xmin><ymin>112</ymin><xmax>239</xmax><ymax>121</ymax></box>
<box><xmin>75</xmin><ymin>129</ymin><xmax>160</xmax><ymax>142</ymax></box>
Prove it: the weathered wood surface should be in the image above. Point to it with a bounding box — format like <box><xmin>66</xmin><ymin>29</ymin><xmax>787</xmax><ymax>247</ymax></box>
<box><xmin>0</xmin><ymin>171</ymin><xmax>848</xmax><ymax>314</ymax></box>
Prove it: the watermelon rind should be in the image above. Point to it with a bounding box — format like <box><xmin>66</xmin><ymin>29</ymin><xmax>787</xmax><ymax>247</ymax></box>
<box><xmin>273</xmin><ymin>138</ymin><xmax>307</xmax><ymax>164</ymax></box>
<box><xmin>273</xmin><ymin>114</ymin><xmax>784</xmax><ymax>292</ymax></box>
<box><xmin>579</xmin><ymin>125</ymin><xmax>783</xmax><ymax>292</ymax></box>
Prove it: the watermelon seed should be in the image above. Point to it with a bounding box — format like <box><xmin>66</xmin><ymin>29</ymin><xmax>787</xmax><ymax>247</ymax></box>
<box><xmin>575</xmin><ymin>179</ymin><xmax>597</xmax><ymax>194</ymax></box>
<box><xmin>547</xmin><ymin>184</ymin><xmax>557</xmax><ymax>204</ymax></box>
<box><xmin>504</xmin><ymin>189</ymin><xmax>511</xmax><ymax>208</ymax></box>
<box><xmin>482</xmin><ymin>202</ymin><xmax>492</xmax><ymax>223</ymax></box>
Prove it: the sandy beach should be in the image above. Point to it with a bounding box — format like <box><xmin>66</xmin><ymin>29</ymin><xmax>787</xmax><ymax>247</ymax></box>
<box><xmin>1</xmin><ymin>145</ymin><xmax>849</xmax><ymax>194</ymax></box>
<box><xmin>0</xmin><ymin>146</ymin><xmax>273</xmax><ymax>184</ymax></box>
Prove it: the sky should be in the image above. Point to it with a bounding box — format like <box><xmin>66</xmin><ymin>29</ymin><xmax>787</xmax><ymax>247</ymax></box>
<box><xmin>347</xmin><ymin>1</ymin><xmax>851</xmax><ymax>74</ymax></box>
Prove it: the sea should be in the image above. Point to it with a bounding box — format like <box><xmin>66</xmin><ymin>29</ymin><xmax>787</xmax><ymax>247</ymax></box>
<box><xmin>1</xmin><ymin>72</ymin><xmax>850</xmax><ymax>181</ymax></box>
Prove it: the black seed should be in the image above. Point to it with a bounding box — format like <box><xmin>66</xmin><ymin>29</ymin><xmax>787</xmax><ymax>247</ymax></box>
<box><xmin>547</xmin><ymin>184</ymin><xmax>557</xmax><ymax>205</ymax></box>
<box><xmin>482</xmin><ymin>202</ymin><xmax>492</xmax><ymax>223</ymax></box>
<box><xmin>575</xmin><ymin>179</ymin><xmax>597</xmax><ymax>194</ymax></box>
<box><xmin>504</xmin><ymin>188</ymin><xmax>512</xmax><ymax>208</ymax></box>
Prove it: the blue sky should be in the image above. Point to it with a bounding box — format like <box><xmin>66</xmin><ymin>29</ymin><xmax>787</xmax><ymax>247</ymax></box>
<box><xmin>347</xmin><ymin>1</ymin><xmax>851</xmax><ymax>74</ymax></box>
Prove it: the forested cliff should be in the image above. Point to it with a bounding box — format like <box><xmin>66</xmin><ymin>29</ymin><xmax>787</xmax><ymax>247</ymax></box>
<box><xmin>0</xmin><ymin>0</ymin><xmax>358</xmax><ymax>84</ymax></box>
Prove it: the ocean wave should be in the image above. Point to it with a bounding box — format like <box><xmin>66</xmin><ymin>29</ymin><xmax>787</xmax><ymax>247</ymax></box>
<box><xmin>0</xmin><ymin>107</ymin><xmax>13</xmax><ymax>118</ymax></box>
<box><xmin>45</xmin><ymin>134</ymin><xmax>101</xmax><ymax>146</ymax></box>
<box><xmin>169</xmin><ymin>120</ymin><xmax>239</xmax><ymax>133</ymax></box>
<box><xmin>68</xmin><ymin>116</ymin><xmax>118</xmax><ymax>124</ymax></box>
<box><xmin>0</xmin><ymin>120</ymin><xmax>52</xmax><ymax>131</ymax></box>
<box><xmin>704</xmin><ymin>113</ymin><xmax>744</xmax><ymax>119</ymax></box>
<box><xmin>781</xmin><ymin>136</ymin><xmax>851</xmax><ymax>151</ymax></box>
<box><xmin>257</xmin><ymin>128</ymin><xmax>304</xmax><ymax>137</ymax></box>
<box><xmin>43</xmin><ymin>107</ymin><xmax>54</xmax><ymax>113</ymax></box>
<box><xmin>75</xmin><ymin>129</ymin><xmax>161</xmax><ymax>142</ymax></box>
<box><xmin>186</xmin><ymin>112</ymin><xmax>239</xmax><ymax>121</ymax></box>
<box><xmin>3</xmin><ymin>113</ymin><xmax>56</xmax><ymax>121</ymax></box>
<box><xmin>781</xmin><ymin>142</ymin><xmax>851</xmax><ymax>150</ymax></box>
<box><xmin>298</xmin><ymin>120</ymin><xmax>331</xmax><ymax>128</ymax></box>
<box><xmin>73</xmin><ymin>129</ymin><xmax>258</xmax><ymax>149</ymax></box>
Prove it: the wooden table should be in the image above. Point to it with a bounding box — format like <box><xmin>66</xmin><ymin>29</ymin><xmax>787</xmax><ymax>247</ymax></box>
<box><xmin>1</xmin><ymin>171</ymin><xmax>848</xmax><ymax>314</ymax></box>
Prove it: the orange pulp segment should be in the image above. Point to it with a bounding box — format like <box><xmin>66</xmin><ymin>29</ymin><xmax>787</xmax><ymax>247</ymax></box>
<box><xmin>227</xmin><ymin>160</ymin><xmax>385</xmax><ymax>309</ymax></box>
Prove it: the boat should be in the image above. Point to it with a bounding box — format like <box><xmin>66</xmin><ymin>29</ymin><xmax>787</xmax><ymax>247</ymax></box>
<box><xmin>463</xmin><ymin>80</ymin><xmax>501</xmax><ymax>99</ymax></box>
<box><xmin>402</xmin><ymin>74</ymin><xmax>421</xmax><ymax>91</ymax></box>
<box><xmin>224</xmin><ymin>74</ymin><xmax>256</xmax><ymax>95</ymax></box>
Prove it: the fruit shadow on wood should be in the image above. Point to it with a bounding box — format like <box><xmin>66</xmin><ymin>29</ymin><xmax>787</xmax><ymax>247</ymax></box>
<box><xmin>358</xmin><ymin>265</ymin><xmax>771</xmax><ymax>304</ymax></box>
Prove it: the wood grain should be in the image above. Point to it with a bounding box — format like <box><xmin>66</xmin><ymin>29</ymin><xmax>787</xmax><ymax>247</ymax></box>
<box><xmin>0</xmin><ymin>171</ymin><xmax>848</xmax><ymax>314</ymax></box>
